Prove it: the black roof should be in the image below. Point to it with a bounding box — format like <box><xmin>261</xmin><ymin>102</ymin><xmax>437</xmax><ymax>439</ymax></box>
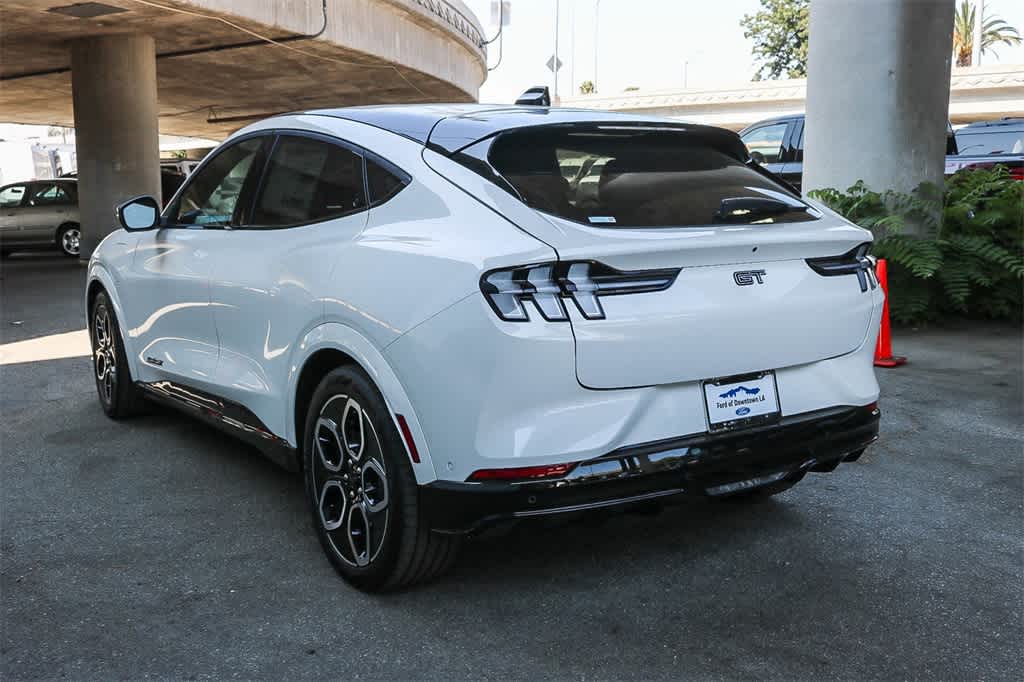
<box><xmin>303</xmin><ymin>104</ymin><xmax>748</xmax><ymax>160</ymax></box>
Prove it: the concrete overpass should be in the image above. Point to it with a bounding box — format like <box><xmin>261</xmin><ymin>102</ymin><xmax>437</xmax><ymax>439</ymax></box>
<box><xmin>0</xmin><ymin>0</ymin><xmax>487</xmax><ymax>255</ymax></box>
<box><xmin>560</xmin><ymin>65</ymin><xmax>1024</xmax><ymax>132</ymax></box>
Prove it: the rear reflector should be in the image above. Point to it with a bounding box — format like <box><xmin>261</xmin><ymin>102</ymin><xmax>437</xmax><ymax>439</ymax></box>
<box><xmin>468</xmin><ymin>462</ymin><xmax>577</xmax><ymax>482</ymax></box>
<box><xmin>396</xmin><ymin>414</ymin><xmax>420</xmax><ymax>464</ymax></box>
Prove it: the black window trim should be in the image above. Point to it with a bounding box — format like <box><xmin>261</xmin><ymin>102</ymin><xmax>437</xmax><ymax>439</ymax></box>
<box><xmin>162</xmin><ymin>128</ymin><xmax>412</xmax><ymax>231</ymax></box>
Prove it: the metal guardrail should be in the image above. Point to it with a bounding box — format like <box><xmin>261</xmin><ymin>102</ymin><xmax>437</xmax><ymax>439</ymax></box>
<box><xmin>411</xmin><ymin>0</ymin><xmax>486</xmax><ymax>49</ymax></box>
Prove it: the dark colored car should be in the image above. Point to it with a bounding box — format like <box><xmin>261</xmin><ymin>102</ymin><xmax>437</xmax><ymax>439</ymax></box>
<box><xmin>739</xmin><ymin>114</ymin><xmax>1023</xmax><ymax>191</ymax></box>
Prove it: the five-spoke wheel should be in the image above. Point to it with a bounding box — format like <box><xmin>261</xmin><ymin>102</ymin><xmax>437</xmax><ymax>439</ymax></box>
<box><xmin>58</xmin><ymin>224</ymin><xmax>80</xmax><ymax>257</ymax></box>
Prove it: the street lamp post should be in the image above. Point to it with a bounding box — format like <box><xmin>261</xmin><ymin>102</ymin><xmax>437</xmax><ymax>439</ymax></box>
<box><xmin>594</xmin><ymin>0</ymin><xmax>601</xmax><ymax>93</ymax></box>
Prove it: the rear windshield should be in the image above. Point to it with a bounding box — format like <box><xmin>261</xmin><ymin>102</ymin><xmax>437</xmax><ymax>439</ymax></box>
<box><xmin>955</xmin><ymin>129</ymin><xmax>1024</xmax><ymax>156</ymax></box>
<box><xmin>485</xmin><ymin>127</ymin><xmax>816</xmax><ymax>227</ymax></box>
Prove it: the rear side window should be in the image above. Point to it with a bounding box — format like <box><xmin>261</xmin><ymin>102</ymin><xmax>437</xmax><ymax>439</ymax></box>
<box><xmin>367</xmin><ymin>158</ymin><xmax>408</xmax><ymax>205</ymax></box>
<box><xmin>29</xmin><ymin>182</ymin><xmax>75</xmax><ymax>206</ymax></box>
<box><xmin>486</xmin><ymin>127</ymin><xmax>816</xmax><ymax>227</ymax></box>
<box><xmin>251</xmin><ymin>136</ymin><xmax>366</xmax><ymax>227</ymax></box>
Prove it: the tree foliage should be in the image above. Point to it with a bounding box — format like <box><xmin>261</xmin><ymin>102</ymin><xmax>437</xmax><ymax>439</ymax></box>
<box><xmin>578</xmin><ymin>80</ymin><xmax>595</xmax><ymax>95</ymax></box>
<box><xmin>810</xmin><ymin>167</ymin><xmax>1024</xmax><ymax>324</ymax></box>
<box><xmin>952</xmin><ymin>0</ymin><xmax>1022</xmax><ymax>66</ymax></box>
<box><xmin>740</xmin><ymin>0</ymin><xmax>809</xmax><ymax>81</ymax></box>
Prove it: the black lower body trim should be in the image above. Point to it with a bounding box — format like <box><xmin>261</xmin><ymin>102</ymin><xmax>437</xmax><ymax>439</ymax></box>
<box><xmin>420</xmin><ymin>404</ymin><xmax>880</xmax><ymax>534</ymax></box>
<box><xmin>138</xmin><ymin>380</ymin><xmax>297</xmax><ymax>471</ymax></box>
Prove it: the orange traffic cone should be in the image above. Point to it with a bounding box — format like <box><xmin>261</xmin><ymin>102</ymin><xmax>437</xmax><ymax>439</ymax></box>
<box><xmin>874</xmin><ymin>258</ymin><xmax>907</xmax><ymax>368</ymax></box>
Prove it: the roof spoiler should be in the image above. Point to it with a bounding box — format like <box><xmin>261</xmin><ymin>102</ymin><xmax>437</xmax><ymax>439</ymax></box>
<box><xmin>515</xmin><ymin>86</ymin><xmax>551</xmax><ymax>107</ymax></box>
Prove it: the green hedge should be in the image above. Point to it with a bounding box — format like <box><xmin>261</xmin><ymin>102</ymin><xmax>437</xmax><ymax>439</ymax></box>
<box><xmin>809</xmin><ymin>167</ymin><xmax>1023</xmax><ymax>324</ymax></box>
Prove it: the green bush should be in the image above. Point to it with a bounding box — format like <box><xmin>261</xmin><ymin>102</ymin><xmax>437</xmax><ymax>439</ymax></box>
<box><xmin>809</xmin><ymin>167</ymin><xmax>1023</xmax><ymax>324</ymax></box>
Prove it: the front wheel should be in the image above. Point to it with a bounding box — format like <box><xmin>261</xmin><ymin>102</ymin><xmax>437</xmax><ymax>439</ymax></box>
<box><xmin>304</xmin><ymin>366</ymin><xmax>459</xmax><ymax>592</ymax></box>
<box><xmin>89</xmin><ymin>291</ymin><xmax>147</xmax><ymax>417</ymax></box>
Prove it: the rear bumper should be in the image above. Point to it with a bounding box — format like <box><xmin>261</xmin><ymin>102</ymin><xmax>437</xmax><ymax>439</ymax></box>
<box><xmin>420</xmin><ymin>403</ymin><xmax>880</xmax><ymax>534</ymax></box>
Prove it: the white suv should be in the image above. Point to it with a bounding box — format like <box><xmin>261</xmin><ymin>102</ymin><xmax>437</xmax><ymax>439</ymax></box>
<box><xmin>87</xmin><ymin>105</ymin><xmax>883</xmax><ymax>591</ymax></box>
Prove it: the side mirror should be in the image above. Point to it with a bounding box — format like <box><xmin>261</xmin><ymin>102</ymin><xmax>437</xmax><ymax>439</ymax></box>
<box><xmin>117</xmin><ymin>195</ymin><xmax>160</xmax><ymax>231</ymax></box>
<box><xmin>750</xmin><ymin>151</ymin><xmax>766</xmax><ymax>165</ymax></box>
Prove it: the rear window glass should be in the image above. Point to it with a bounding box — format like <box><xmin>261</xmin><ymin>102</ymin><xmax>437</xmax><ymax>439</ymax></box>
<box><xmin>955</xmin><ymin>129</ymin><xmax>1024</xmax><ymax>156</ymax></box>
<box><xmin>486</xmin><ymin>128</ymin><xmax>816</xmax><ymax>227</ymax></box>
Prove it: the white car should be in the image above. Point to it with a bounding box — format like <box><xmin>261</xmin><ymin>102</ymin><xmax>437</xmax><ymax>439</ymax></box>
<box><xmin>86</xmin><ymin>105</ymin><xmax>883</xmax><ymax>591</ymax></box>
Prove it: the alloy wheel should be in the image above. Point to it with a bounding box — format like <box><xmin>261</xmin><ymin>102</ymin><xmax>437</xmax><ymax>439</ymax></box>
<box><xmin>312</xmin><ymin>395</ymin><xmax>390</xmax><ymax>567</ymax></box>
<box><xmin>92</xmin><ymin>305</ymin><xmax>117</xmax><ymax>404</ymax></box>
<box><xmin>61</xmin><ymin>227</ymin><xmax>80</xmax><ymax>256</ymax></box>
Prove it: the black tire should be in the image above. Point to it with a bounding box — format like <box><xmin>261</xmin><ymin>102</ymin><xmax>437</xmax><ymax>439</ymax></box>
<box><xmin>57</xmin><ymin>223</ymin><xmax>80</xmax><ymax>258</ymax></box>
<box><xmin>304</xmin><ymin>366</ymin><xmax>460</xmax><ymax>592</ymax></box>
<box><xmin>89</xmin><ymin>291</ymin><xmax>147</xmax><ymax>418</ymax></box>
<box><xmin>717</xmin><ymin>471</ymin><xmax>805</xmax><ymax>502</ymax></box>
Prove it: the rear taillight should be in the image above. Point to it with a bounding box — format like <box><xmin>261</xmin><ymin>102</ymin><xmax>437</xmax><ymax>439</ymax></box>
<box><xmin>480</xmin><ymin>261</ymin><xmax>679</xmax><ymax>322</ymax></box>
<box><xmin>806</xmin><ymin>243</ymin><xmax>877</xmax><ymax>292</ymax></box>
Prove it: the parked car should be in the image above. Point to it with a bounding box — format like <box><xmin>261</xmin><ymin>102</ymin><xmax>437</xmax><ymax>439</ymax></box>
<box><xmin>739</xmin><ymin>114</ymin><xmax>1024</xmax><ymax>191</ymax></box>
<box><xmin>87</xmin><ymin>104</ymin><xmax>883</xmax><ymax>591</ymax></box>
<box><xmin>947</xmin><ymin>117</ymin><xmax>1024</xmax><ymax>178</ymax></box>
<box><xmin>0</xmin><ymin>178</ymin><xmax>80</xmax><ymax>257</ymax></box>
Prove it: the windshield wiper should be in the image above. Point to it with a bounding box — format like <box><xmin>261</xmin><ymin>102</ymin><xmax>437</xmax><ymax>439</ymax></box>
<box><xmin>714</xmin><ymin>197</ymin><xmax>807</xmax><ymax>224</ymax></box>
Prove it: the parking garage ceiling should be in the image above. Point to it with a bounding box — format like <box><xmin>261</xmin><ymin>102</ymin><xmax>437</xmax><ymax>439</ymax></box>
<box><xmin>0</xmin><ymin>0</ymin><xmax>486</xmax><ymax>138</ymax></box>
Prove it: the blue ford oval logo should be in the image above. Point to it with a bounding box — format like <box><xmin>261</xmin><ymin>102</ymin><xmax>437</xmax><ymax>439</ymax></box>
<box><xmin>736</xmin><ymin>407</ymin><xmax>751</xmax><ymax>416</ymax></box>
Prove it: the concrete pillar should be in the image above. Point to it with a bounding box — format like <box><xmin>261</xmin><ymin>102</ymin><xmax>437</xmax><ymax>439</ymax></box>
<box><xmin>71</xmin><ymin>34</ymin><xmax>160</xmax><ymax>260</ymax></box>
<box><xmin>802</xmin><ymin>0</ymin><xmax>956</xmax><ymax>226</ymax></box>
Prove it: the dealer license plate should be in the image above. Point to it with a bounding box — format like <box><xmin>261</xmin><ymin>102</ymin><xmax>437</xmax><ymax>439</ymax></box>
<box><xmin>703</xmin><ymin>371</ymin><xmax>780</xmax><ymax>431</ymax></box>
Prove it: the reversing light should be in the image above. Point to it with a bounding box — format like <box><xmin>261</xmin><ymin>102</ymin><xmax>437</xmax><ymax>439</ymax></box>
<box><xmin>468</xmin><ymin>462</ymin><xmax>578</xmax><ymax>482</ymax></box>
<box><xmin>480</xmin><ymin>261</ymin><xmax>680</xmax><ymax>322</ymax></box>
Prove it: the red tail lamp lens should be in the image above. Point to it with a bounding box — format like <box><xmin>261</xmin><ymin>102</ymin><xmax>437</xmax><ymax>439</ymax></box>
<box><xmin>468</xmin><ymin>462</ymin><xmax>577</xmax><ymax>482</ymax></box>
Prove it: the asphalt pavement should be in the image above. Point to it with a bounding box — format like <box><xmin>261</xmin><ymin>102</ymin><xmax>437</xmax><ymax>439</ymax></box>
<box><xmin>2</xmin><ymin>253</ymin><xmax>1022</xmax><ymax>680</ymax></box>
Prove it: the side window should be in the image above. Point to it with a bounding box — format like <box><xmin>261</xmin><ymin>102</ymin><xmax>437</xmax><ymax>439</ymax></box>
<box><xmin>250</xmin><ymin>136</ymin><xmax>366</xmax><ymax>227</ymax></box>
<box><xmin>29</xmin><ymin>183</ymin><xmax>72</xmax><ymax>206</ymax></box>
<box><xmin>366</xmin><ymin>157</ymin><xmax>409</xmax><ymax>205</ymax></box>
<box><xmin>172</xmin><ymin>137</ymin><xmax>266</xmax><ymax>227</ymax></box>
<box><xmin>0</xmin><ymin>185</ymin><xmax>27</xmax><ymax>208</ymax></box>
<box><xmin>740</xmin><ymin>122</ymin><xmax>788</xmax><ymax>164</ymax></box>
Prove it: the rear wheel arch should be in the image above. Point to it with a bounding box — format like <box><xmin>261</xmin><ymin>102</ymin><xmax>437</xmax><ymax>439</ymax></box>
<box><xmin>294</xmin><ymin>348</ymin><xmax>357</xmax><ymax>469</ymax></box>
<box><xmin>288</xmin><ymin>325</ymin><xmax>437</xmax><ymax>483</ymax></box>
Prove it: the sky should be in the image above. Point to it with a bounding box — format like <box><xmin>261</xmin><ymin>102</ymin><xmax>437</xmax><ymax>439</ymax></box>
<box><xmin>2</xmin><ymin>0</ymin><xmax>1022</xmax><ymax>140</ymax></box>
<box><xmin>462</xmin><ymin>0</ymin><xmax>1024</xmax><ymax>104</ymax></box>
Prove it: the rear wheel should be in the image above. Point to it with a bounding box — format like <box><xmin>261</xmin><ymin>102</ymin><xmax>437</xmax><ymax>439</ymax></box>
<box><xmin>57</xmin><ymin>223</ymin><xmax>80</xmax><ymax>258</ymax></box>
<box><xmin>304</xmin><ymin>366</ymin><xmax>459</xmax><ymax>592</ymax></box>
<box><xmin>90</xmin><ymin>291</ymin><xmax>147</xmax><ymax>417</ymax></box>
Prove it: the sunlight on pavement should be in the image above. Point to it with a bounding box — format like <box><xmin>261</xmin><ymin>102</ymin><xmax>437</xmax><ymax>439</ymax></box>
<box><xmin>0</xmin><ymin>329</ymin><xmax>90</xmax><ymax>365</ymax></box>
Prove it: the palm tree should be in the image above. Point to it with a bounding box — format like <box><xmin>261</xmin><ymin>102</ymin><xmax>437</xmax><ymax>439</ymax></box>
<box><xmin>953</xmin><ymin>0</ymin><xmax>1022</xmax><ymax>66</ymax></box>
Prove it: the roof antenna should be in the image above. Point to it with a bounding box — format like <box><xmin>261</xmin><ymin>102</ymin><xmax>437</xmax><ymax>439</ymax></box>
<box><xmin>515</xmin><ymin>86</ymin><xmax>551</xmax><ymax>107</ymax></box>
